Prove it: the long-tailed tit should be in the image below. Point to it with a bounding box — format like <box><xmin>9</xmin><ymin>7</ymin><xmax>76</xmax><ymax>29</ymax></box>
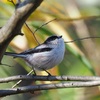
<box><xmin>5</xmin><ymin>35</ymin><xmax>65</xmax><ymax>75</ymax></box>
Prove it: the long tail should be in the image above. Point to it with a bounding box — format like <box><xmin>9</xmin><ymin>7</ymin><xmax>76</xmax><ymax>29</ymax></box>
<box><xmin>5</xmin><ymin>52</ymin><xmax>25</xmax><ymax>58</ymax></box>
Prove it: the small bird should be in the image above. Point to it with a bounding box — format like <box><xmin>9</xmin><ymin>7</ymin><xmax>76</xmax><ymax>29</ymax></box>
<box><xmin>5</xmin><ymin>35</ymin><xmax>65</xmax><ymax>75</ymax></box>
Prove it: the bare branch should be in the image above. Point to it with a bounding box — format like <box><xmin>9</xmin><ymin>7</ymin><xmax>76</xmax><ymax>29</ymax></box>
<box><xmin>0</xmin><ymin>75</ymin><xmax>100</xmax><ymax>83</ymax></box>
<box><xmin>0</xmin><ymin>75</ymin><xmax>100</xmax><ymax>97</ymax></box>
<box><xmin>0</xmin><ymin>0</ymin><xmax>43</xmax><ymax>62</ymax></box>
<box><xmin>0</xmin><ymin>81</ymin><xmax>100</xmax><ymax>97</ymax></box>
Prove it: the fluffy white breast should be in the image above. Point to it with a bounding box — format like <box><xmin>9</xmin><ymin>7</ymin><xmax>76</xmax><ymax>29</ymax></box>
<box><xmin>25</xmin><ymin>37</ymin><xmax>65</xmax><ymax>70</ymax></box>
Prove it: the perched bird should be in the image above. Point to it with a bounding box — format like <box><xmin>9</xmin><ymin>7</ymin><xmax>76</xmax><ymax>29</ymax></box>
<box><xmin>5</xmin><ymin>35</ymin><xmax>65</xmax><ymax>75</ymax></box>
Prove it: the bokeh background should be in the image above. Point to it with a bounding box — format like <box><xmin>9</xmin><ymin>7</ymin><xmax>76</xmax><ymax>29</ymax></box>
<box><xmin>1</xmin><ymin>0</ymin><xmax>100</xmax><ymax>100</ymax></box>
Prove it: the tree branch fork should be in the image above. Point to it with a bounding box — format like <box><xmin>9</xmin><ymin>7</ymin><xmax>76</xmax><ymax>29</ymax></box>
<box><xmin>0</xmin><ymin>75</ymin><xmax>100</xmax><ymax>97</ymax></box>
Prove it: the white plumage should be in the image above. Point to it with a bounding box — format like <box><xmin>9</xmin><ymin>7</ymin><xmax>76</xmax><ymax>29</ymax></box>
<box><xmin>5</xmin><ymin>35</ymin><xmax>65</xmax><ymax>74</ymax></box>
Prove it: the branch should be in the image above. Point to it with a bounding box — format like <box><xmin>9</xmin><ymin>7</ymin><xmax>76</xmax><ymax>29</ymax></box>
<box><xmin>0</xmin><ymin>81</ymin><xmax>100</xmax><ymax>97</ymax></box>
<box><xmin>0</xmin><ymin>0</ymin><xmax>43</xmax><ymax>62</ymax></box>
<box><xmin>0</xmin><ymin>75</ymin><xmax>100</xmax><ymax>83</ymax></box>
<box><xmin>0</xmin><ymin>75</ymin><xmax>100</xmax><ymax>97</ymax></box>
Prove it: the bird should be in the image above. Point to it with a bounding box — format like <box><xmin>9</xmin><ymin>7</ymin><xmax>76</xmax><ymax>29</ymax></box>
<box><xmin>5</xmin><ymin>35</ymin><xmax>65</xmax><ymax>75</ymax></box>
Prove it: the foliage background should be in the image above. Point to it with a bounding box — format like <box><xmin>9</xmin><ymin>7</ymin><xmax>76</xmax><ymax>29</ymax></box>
<box><xmin>0</xmin><ymin>0</ymin><xmax>100</xmax><ymax>100</ymax></box>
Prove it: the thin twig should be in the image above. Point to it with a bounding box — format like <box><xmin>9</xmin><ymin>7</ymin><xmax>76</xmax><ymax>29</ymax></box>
<box><xmin>0</xmin><ymin>81</ymin><xmax>100</xmax><ymax>97</ymax></box>
<box><xmin>12</xmin><ymin>70</ymin><xmax>33</xmax><ymax>88</ymax></box>
<box><xmin>24</xmin><ymin>23</ymin><xmax>40</xmax><ymax>44</ymax></box>
<box><xmin>30</xmin><ymin>18</ymin><xmax>56</xmax><ymax>44</ymax></box>
<box><xmin>33</xmin><ymin>18</ymin><xmax>56</xmax><ymax>34</ymax></box>
<box><xmin>56</xmin><ymin>15</ymin><xmax>100</xmax><ymax>21</ymax></box>
<box><xmin>65</xmin><ymin>36</ymin><xmax>100</xmax><ymax>43</ymax></box>
<box><xmin>25</xmin><ymin>18</ymin><xmax>56</xmax><ymax>44</ymax></box>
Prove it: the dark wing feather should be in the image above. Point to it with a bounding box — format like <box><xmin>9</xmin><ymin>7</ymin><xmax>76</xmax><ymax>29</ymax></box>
<box><xmin>20</xmin><ymin>47</ymin><xmax>53</xmax><ymax>55</ymax></box>
<box><xmin>5</xmin><ymin>44</ymin><xmax>53</xmax><ymax>58</ymax></box>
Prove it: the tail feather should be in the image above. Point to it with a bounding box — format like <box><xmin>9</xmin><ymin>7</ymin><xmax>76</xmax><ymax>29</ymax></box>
<box><xmin>5</xmin><ymin>52</ymin><xmax>25</xmax><ymax>58</ymax></box>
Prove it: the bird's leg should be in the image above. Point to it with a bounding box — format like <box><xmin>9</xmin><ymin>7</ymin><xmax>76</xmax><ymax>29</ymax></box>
<box><xmin>32</xmin><ymin>68</ymin><xmax>37</xmax><ymax>76</ymax></box>
<box><xmin>44</xmin><ymin>70</ymin><xmax>52</xmax><ymax>76</ymax></box>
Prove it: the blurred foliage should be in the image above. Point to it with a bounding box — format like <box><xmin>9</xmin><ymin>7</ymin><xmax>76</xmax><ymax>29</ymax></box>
<box><xmin>0</xmin><ymin>0</ymin><xmax>100</xmax><ymax>100</ymax></box>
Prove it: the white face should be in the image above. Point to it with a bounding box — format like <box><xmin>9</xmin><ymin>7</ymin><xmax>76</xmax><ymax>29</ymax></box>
<box><xmin>58</xmin><ymin>37</ymin><xmax>64</xmax><ymax>46</ymax></box>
